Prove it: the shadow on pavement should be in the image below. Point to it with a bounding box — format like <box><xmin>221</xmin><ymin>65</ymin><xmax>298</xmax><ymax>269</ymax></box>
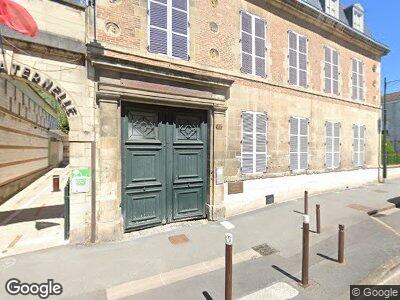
<box><xmin>202</xmin><ymin>291</ymin><xmax>214</xmax><ymax>300</ymax></box>
<box><xmin>0</xmin><ymin>205</ymin><xmax>64</xmax><ymax>226</ymax></box>
<box><xmin>272</xmin><ymin>265</ymin><xmax>301</xmax><ymax>283</ymax></box>
<box><xmin>387</xmin><ymin>197</ymin><xmax>400</xmax><ymax>208</ymax></box>
<box><xmin>317</xmin><ymin>253</ymin><xmax>338</xmax><ymax>263</ymax></box>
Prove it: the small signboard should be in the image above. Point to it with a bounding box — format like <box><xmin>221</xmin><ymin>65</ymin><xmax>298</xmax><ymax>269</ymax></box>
<box><xmin>71</xmin><ymin>168</ymin><xmax>91</xmax><ymax>194</ymax></box>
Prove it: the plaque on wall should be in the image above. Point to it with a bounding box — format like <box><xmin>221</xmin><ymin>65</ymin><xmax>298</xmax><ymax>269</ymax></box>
<box><xmin>228</xmin><ymin>181</ymin><xmax>243</xmax><ymax>194</ymax></box>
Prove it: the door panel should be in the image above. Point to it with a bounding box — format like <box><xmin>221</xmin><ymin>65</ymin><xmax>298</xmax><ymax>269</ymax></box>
<box><xmin>122</xmin><ymin>104</ymin><xmax>207</xmax><ymax>231</ymax></box>
<box><xmin>122</xmin><ymin>107</ymin><xmax>166</xmax><ymax>231</ymax></box>
<box><xmin>171</xmin><ymin>112</ymin><xmax>207</xmax><ymax>220</ymax></box>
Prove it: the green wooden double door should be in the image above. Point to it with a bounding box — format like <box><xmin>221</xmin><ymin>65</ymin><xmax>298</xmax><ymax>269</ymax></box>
<box><xmin>122</xmin><ymin>104</ymin><xmax>208</xmax><ymax>231</ymax></box>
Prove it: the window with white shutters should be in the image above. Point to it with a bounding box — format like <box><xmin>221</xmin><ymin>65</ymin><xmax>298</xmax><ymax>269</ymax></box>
<box><xmin>324</xmin><ymin>47</ymin><xmax>339</xmax><ymax>95</ymax></box>
<box><xmin>351</xmin><ymin>58</ymin><xmax>364</xmax><ymax>101</ymax></box>
<box><xmin>352</xmin><ymin>124</ymin><xmax>366</xmax><ymax>167</ymax></box>
<box><xmin>241</xmin><ymin>111</ymin><xmax>267</xmax><ymax>174</ymax></box>
<box><xmin>148</xmin><ymin>0</ymin><xmax>189</xmax><ymax>60</ymax></box>
<box><xmin>325</xmin><ymin>121</ymin><xmax>340</xmax><ymax>169</ymax></box>
<box><xmin>289</xmin><ymin>117</ymin><xmax>309</xmax><ymax>171</ymax></box>
<box><xmin>325</xmin><ymin>0</ymin><xmax>339</xmax><ymax>18</ymax></box>
<box><xmin>288</xmin><ymin>31</ymin><xmax>308</xmax><ymax>88</ymax></box>
<box><xmin>240</xmin><ymin>11</ymin><xmax>266</xmax><ymax>78</ymax></box>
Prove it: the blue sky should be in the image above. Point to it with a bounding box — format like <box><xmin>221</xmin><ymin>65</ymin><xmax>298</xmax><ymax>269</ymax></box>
<box><xmin>341</xmin><ymin>0</ymin><xmax>400</xmax><ymax>93</ymax></box>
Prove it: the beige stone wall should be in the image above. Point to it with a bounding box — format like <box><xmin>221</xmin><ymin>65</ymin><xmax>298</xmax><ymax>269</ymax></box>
<box><xmin>23</xmin><ymin>0</ymin><xmax>86</xmax><ymax>41</ymax></box>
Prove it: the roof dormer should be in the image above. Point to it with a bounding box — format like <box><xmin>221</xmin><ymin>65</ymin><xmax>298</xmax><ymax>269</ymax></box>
<box><xmin>324</xmin><ymin>0</ymin><xmax>339</xmax><ymax>19</ymax></box>
<box><xmin>345</xmin><ymin>3</ymin><xmax>365</xmax><ymax>32</ymax></box>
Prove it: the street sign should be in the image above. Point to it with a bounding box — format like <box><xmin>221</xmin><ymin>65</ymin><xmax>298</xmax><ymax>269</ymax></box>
<box><xmin>71</xmin><ymin>168</ymin><xmax>90</xmax><ymax>193</ymax></box>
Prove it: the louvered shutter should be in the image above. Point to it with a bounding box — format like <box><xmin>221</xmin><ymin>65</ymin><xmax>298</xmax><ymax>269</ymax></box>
<box><xmin>255</xmin><ymin>113</ymin><xmax>267</xmax><ymax>172</ymax></box>
<box><xmin>332</xmin><ymin>50</ymin><xmax>339</xmax><ymax>95</ymax></box>
<box><xmin>351</xmin><ymin>59</ymin><xmax>358</xmax><ymax>100</ymax></box>
<box><xmin>333</xmin><ymin>122</ymin><xmax>340</xmax><ymax>168</ymax></box>
<box><xmin>326</xmin><ymin>121</ymin><xmax>333</xmax><ymax>168</ymax></box>
<box><xmin>149</xmin><ymin>0</ymin><xmax>168</xmax><ymax>55</ymax></box>
<box><xmin>242</xmin><ymin>112</ymin><xmax>254</xmax><ymax>174</ymax></box>
<box><xmin>241</xmin><ymin>12</ymin><xmax>253</xmax><ymax>75</ymax></box>
<box><xmin>298</xmin><ymin>36</ymin><xmax>307</xmax><ymax>88</ymax></box>
<box><xmin>358</xmin><ymin>61</ymin><xmax>364</xmax><ymax>100</ymax></box>
<box><xmin>288</xmin><ymin>31</ymin><xmax>297</xmax><ymax>85</ymax></box>
<box><xmin>324</xmin><ymin>47</ymin><xmax>332</xmax><ymax>94</ymax></box>
<box><xmin>289</xmin><ymin>117</ymin><xmax>298</xmax><ymax>171</ymax></box>
<box><xmin>172</xmin><ymin>0</ymin><xmax>188</xmax><ymax>60</ymax></box>
<box><xmin>299</xmin><ymin>118</ymin><xmax>308</xmax><ymax>170</ymax></box>
<box><xmin>360</xmin><ymin>125</ymin><xmax>366</xmax><ymax>165</ymax></box>
<box><xmin>254</xmin><ymin>18</ymin><xmax>266</xmax><ymax>77</ymax></box>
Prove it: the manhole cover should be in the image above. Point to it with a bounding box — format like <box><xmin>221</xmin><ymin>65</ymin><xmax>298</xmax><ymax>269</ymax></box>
<box><xmin>347</xmin><ymin>204</ymin><xmax>375</xmax><ymax>212</ymax></box>
<box><xmin>0</xmin><ymin>258</ymin><xmax>16</xmax><ymax>270</ymax></box>
<box><xmin>252</xmin><ymin>243</ymin><xmax>278</xmax><ymax>256</ymax></box>
<box><xmin>168</xmin><ymin>234</ymin><xmax>189</xmax><ymax>245</ymax></box>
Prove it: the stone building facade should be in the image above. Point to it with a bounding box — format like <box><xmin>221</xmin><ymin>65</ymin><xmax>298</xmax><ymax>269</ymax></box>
<box><xmin>85</xmin><ymin>0</ymin><xmax>390</xmax><ymax>242</ymax></box>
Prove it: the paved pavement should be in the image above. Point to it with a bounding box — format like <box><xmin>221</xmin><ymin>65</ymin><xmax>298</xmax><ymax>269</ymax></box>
<box><xmin>0</xmin><ymin>167</ymin><xmax>69</xmax><ymax>258</ymax></box>
<box><xmin>0</xmin><ymin>178</ymin><xmax>399</xmax><ymax>299</ymax></box>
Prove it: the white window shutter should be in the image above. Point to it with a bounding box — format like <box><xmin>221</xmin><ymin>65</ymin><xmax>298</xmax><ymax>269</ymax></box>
<box><xmin>289</xmin><ymin>117</ymin><xmax>308</xmax><ymax>171</ymax></box>
<box><xmin>326</xmin><ymin>121</ymin><xmax>333</xmax><ymax>168</ymax></box>
<box><xmin>333</xmin><ymin>122</ymin><xmax>340</xmax><ymax>167</ymax></box>
<box><xmin>288</xmin><ymin>31</ymin><xmax>297</xmax><ymax>85</ymax></box>
<box><xmin>351</xmin><ymin>59</ymin><xmax>358</xmax><ymax>100</ymax></box>
<box><xmin>298</xmin><ymin>36</ymin><xmax>307</xmax><ymax>88</ymax></box>
<box><xmin>242</xmin><ymin>112</ymin><xmax>254</xmax><ymax>174</ymax></box>
<box><xmin>332</xmin><ymin>50</ymin><xmax>339</xmax><ymax>95</ymax></box>
<box><xmin>255</xmin><ymin>113</ymin><xmax>267</xmax><ymax>172</ymax></box>
<box><xmin>241</xmin><ymin>12</ymin><xmax>253</xmax><ymax>75</ymax></box>
<box><xmin>299</xmin><ymin>118</ymin><xmax>308</xmax><ymax>170</ymax></box>
<box><xmin>254</xmin><ymin>18</ymin><xmax>266</xmax><ymax>78</ymax></box>
<box><xmin>149</xmin><ymin>0</ymin><xmax>168</xmax><ymax>55</ymax></box>
<box><xmin>358</xmin><ymin>61</ymin><xmax>364</xmax><ymax>100</ymax></box>
<box><xmin>324</xmin><ymin>47</ymin><xmax>332</xmax><ymax>93</ymax></box>
<box><xmin>171</xmin><ymin>0</ymin><xmax>189</xmax><ymax>60</ymax></box>
<box><xmin>360</xmin><ymin>125</ymin><xmax>366</xmax><ymax>164</ymax></box>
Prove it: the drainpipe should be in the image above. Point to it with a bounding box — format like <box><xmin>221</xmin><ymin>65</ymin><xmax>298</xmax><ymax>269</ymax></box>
<box><xmin>383</xmin><ymin>78</ymin><xmax>387</xmax><ymax>181</ymax></box>
<box><xmin>91</xmin><ymin>141</ymin><xmax>96</xmax><ymax>243</ymax></box>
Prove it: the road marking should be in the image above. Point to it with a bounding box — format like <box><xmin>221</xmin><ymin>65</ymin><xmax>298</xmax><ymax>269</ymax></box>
<box><xmin>106</xmin><ymin>249</ymin><xmax>261</xmax><ymax>300</ymax></box>
<box><xmin>220</xmin><ymin>221</ymin><xmax>235</xmax><ymax>230</ymax></box>
<box><xmin>371</xmin><ymin>217</ymin><xmax>400</xmax><ymax>237</ymax></box>
<box><xmin>239</xmin><ymin>282</ymin><xmax>299</xmax><ymax>300</ymax></box>
<box><xmin>7</xmin><ymin>235</ymin><xmax>22</xmax><ymax>249</ymax></box>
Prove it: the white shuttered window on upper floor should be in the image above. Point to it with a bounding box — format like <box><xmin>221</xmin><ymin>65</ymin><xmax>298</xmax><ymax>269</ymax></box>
<box><xmin>289</xmin><ymin>117</ymin><xmax>309</xmax><ymax>172</ymax></box>
<box><xmin>352</xmin><ymin>124</ymin><xmax>366</xmax><ymax>167</ymax></box>
<box><xmin>325</xmin><ymin>121</ymin><xmax>340</xmax><ymax>169</ymax></box>
<box><xmin>148</xmin><ymin>0</ymin><xmax>189</xmax><ymax>60</ymax></box>
<box><xmin>351</xmin><ymin>58</ymin><xmax>364</xmax><ymax>101</ymax></box>
<box><xmin>324</xmin><ymin>47</ymin><xmax>340</xmax><ymax>95</ymax></box>
<box><xmin>241</xmin><ymin>111</ymin><xmax>268</xmax><ymax>174</ymax></box>
<box><xmin>288</xmin><ymin>31</ymin><xmax>308</xmax><ymax>88</ymax></box>
<box><xmin>240</xmin><ymin>11</ymin><xmax>266</xmax><ymax>78</ymax></box>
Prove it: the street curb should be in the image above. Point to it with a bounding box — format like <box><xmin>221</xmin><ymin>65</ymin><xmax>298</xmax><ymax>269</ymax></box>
<box><xmin>359</xmin><ymin>256</ymin><xmax>400</xmax><ymax>285</ymax></box>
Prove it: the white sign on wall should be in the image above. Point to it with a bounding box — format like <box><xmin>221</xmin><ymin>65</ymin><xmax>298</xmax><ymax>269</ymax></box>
<box><xmin>71</xmin><ymin>168</ymin><xmax>91</xmax><ymax>193</ymax></box>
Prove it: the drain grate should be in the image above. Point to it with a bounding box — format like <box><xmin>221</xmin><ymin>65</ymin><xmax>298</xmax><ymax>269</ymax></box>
<box><xmin>252</xmin><ymin>243</ymin><xmax>278</xmax><ymax>256</ymax></box>
<box><xmin>168</xmin><ymin>234</ymin><xmax>189</xmax><ymax>245</ymax></box>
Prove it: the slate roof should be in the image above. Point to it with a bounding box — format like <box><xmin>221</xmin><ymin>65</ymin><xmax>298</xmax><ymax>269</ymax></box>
<box><xmin>301</xmin><ymin>0</ymin><xmax>373</xmax><ymax>37</ymax></box>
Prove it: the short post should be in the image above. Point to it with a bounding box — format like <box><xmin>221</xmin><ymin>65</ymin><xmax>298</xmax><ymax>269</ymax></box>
<box><xmin>52</xmin><ymin>175</ymin><xmax>60</xmax><ymax>192</ymax></box>
<box><xmin>302</xmin><ymin>214</ymin><xmax>310</xmax><ymax>287</ymax></box>
<box><xmin>338</xmin><ymin>224</ymin><xmax>345</xmax><ymax>263</ymax></box>
<box><xmin>225</xmin><ymin>233</ymin><xmax>233</xmax><ymax>300</ymax></box>
<box><xmin>304</xmin><ymin>191</ymin><xmax>308</xmax><ymax>215</ymax></box>
<box><xmin>316</xmin><ymin>204</ymin><xmax>321</xmax><ymax>234</ymax></box>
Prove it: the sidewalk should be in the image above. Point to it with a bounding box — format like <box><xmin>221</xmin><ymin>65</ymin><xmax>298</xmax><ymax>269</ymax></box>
<box><xmin>0</xmin><ymin>179</ymin><xmax>399</xmax><ymax>299</ymax></box>
<box><xmin>0</xmin><ymin>167</ymin><xmax>69</xmax><ymax>258</ymax></box>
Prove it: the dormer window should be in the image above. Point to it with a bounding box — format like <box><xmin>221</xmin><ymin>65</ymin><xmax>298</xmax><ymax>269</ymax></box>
<box><xmin>325</xmin><ymin>0</ymin><xmax>339</xmax><ymax>19</ymax></box>
<box><xmin>352</xmin><ymin>4</ymin><xmax>364</xmax><ymax>32</ymax></box>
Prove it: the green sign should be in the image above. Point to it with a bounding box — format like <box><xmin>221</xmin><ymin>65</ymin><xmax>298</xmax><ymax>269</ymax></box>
<box><xmin>71</xmin><ymin>168</ymin><xmax>91</xmax><ymax>193</ymax></box>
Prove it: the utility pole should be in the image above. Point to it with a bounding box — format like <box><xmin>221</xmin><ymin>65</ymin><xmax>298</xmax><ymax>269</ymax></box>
<box><xmin>383</xmin><ymin>77</ymin><xmax>387</xmax><ymax>180</ymax></box>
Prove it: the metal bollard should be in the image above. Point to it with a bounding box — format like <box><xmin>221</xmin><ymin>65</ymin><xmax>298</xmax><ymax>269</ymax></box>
<box><xmin>338</xmin><ymin>224</ymin><xmax>345</xmax><ymax>263</ymax></box>
<box><xmin>304</xmin><ymin>191</ymin><xmax>308</xmax><ymax>215</ymax></box>
<box><xmin>225</xmin><ymin>233</ymin><xmax>233</xmax><ymax>300</ymax></box>
<box><xmin>302</xmin><ymin>215</ymin><xmax>310</xmax><ymax>287</ymax></box>
<box><xmin>316</xmin><ymin>204</ymin><xmax>321</xmax><ymax>234</ymax></box>
<box><xmin>52</xmin><ymin>175</ymin><xmax>60</xmax><ymax>192</ymax></box>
